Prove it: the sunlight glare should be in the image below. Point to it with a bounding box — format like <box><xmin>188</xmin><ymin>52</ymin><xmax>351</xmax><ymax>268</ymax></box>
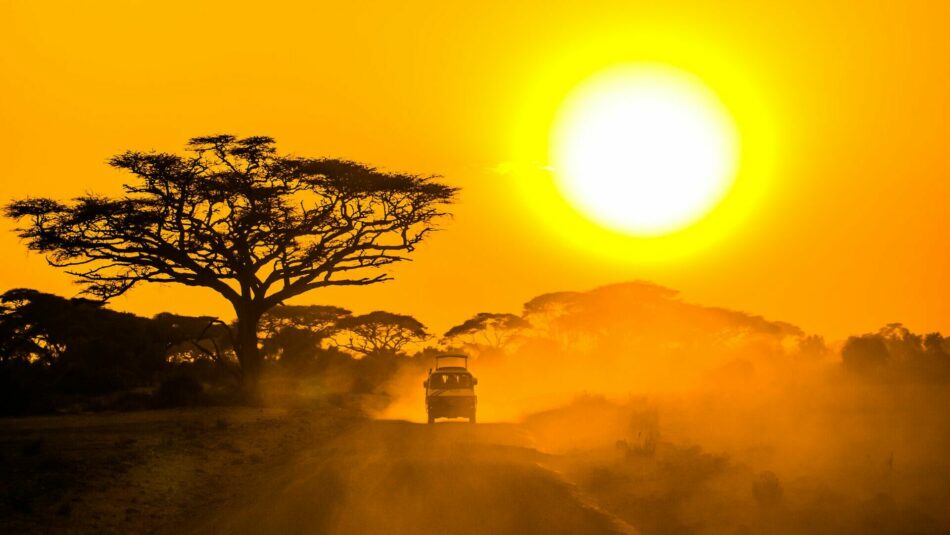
<box><xmin>551</xmin><ymin>65</ymin><xmax>739</xmax><ymax>236</ymax></box>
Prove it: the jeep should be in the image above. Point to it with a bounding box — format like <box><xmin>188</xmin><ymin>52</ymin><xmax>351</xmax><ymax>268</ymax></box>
<box><xmin>424</xmin><ymin>353</ymin><xmax>477</xmax><ymax>423</ymax></box>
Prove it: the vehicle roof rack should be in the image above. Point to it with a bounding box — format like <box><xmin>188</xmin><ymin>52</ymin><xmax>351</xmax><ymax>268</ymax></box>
<box><xmin>435</xmin><ymin>353</ymin><xmax>468</xmax><ymax>370</ymax></box>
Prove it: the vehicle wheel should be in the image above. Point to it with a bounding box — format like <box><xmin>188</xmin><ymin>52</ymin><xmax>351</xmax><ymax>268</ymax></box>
<box><xmin>428</xmin><ymin>414</ymin><xmax>435</xmax><ymax>424</ymax></box>
<box><xmin>469</xmin><ymin>413</ymin><xmax>476</xmax><ymax>424</ymax></box>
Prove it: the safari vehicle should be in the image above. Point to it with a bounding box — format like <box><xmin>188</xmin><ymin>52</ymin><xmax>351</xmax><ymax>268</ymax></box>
<box><xmin>424</xmin><ymin>353</ymin><xmax>477</xmax><ymax>423</ymax></box>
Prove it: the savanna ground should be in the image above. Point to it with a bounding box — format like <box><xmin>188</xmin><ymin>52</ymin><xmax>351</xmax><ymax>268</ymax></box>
<box><xmin>0</xmin><ymin>404</ymin><xmax>625</xmax><ymax>534</ymax></box>
<box><xmin>0</xmin><ymin>400</ymin><xmax>631</xmax><ymax>535</ymax></box>
<box><xmin>3</xmin><ymin>380</ymin><xmax>949</xmax><ymax>535</ymax></box>
<box><xmin>0</xmin><ymin>402</ymin><xmax>353</xmax><ymax>534</ymax></box>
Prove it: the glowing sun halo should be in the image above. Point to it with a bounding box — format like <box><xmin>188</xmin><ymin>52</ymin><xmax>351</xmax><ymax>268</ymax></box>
<box><xmin>551</xmin><ymin>64</ymin><xmax>740</xmax><ymax>236</ymax></box>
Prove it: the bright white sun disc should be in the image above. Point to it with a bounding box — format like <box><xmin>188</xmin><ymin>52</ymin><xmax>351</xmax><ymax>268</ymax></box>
<box><xmin>551</xmin><ymin>64</ymin><xmax>740</xmax><ymax>236</ymax></box>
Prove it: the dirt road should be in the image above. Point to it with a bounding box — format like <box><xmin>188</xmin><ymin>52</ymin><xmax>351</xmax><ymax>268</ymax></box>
<box><xmin>183</xmin><ymin>419</ymin><xmax>637</xmax><ymax>535</ymax></box>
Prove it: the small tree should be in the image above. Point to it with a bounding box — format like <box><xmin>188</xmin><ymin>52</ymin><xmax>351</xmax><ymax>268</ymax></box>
<box><xmin>336</xmin><ymin>311</ymin><xmax>428</xmax><ymax>356</ymax></box>
<box><xmin>260</xmin><ymin>305</ymin><xmax>351</xmax><ymax>345</ymax></box>
<box><xmin>443</xmin><ymin>312</ymin><xmax>530</xmax><ymax>352</ymax></box>
<box><xmin>153</xmin><ymin>312</ymin><xmax>237</xmax><ymax>373</ymax></box>
<box><xmin>4</xmin><ymin>135</ymin><xmax>456</xmax><ymax>393</ymax></box>
<box><xmin>259</xmin><ymin>305</ymin><xmax>351</xmax><ymax>365</ymax></box>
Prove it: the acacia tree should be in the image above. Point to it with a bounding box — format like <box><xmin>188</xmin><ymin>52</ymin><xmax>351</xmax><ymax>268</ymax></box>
<box><xmin>260</xmin><ymin>304</ymin><xmax>352</xmax><ymax>343</ymax></box>
<box><xmin>4</xmin><ymin>135</ymin><xmax>457</xmax><ymax>391</ymax></box>
<box><xmin>336</xmin><ymin>311</ymin><xmax>429</xmax><ymax>356</ymax></box>
<box><xmin>443</xmin><ymin>312</ymin><xmax>530</xmax><ymax>352</ymax></box>
<box><xmin>154</xmin><ymin>312</ymin><xmax>238</xmax><ymax>375</ymax></box>
<box><xmin>259</xmin><ymin>304</ymin><xmax>351</xmax><ymax>364</ymax></box>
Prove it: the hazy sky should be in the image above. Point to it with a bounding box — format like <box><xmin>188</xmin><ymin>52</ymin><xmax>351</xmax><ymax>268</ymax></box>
<box><xmin>2</xmin><ymin>1</ymin><xmax>948</xmax><ymax>340</ymax></box>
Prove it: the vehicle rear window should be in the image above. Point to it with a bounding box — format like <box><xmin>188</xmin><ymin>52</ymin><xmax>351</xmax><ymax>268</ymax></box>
<box><xmin>429</xmin><ymin>373</ymin><xmax>472</xmax><ymax>389</ymax></box>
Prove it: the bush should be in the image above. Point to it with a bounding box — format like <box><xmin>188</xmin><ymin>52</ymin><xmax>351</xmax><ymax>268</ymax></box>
<box><xmin>154</xmin><ymin>375</ymin><xmax>205</xmax><ymax>407</ymax></box>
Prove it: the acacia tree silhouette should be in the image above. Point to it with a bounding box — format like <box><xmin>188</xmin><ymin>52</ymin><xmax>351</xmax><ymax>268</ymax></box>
<box><xmin>259</xmin><ymin>304</ymin><xmax>351</xmax><ymax>364</ymax></box>
<box><xmin>336</xmin><ymin>311</ymin><xmax>429</xmax><ymax>356</ymax></box>
<box><xmin>4</xmin><ymin>135</ymin><xmax>457</xmax><ymax>394</ymax></box>
<box><xmin>444</xmin><ymin>312</ymin><xmax>530</xmax><ymax>351</ymax></box>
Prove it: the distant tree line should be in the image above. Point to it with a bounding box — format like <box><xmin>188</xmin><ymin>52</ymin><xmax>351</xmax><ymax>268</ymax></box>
<box><xmin>0</xmin><ymin>281</ymin><xmax>548</xmax><ymax>415</ymax></box>
<box><xmin>0</xmin><ymin>288</ymin><xmax>435</xmax><ymax>414</ymax></box>
<box><xmin>3</xmin><ymin>280</ymin><xmax>945</xmax><ymax>415</ymax></box>
<box><xmin>841</xmin><ymin>323</ymin><xmax>950</xmax><ymax>381</ymax></box>
<box><xmin>0</xmin><ymin>288</ymin><xmax>222</xmax><ymax>413</ymax></box>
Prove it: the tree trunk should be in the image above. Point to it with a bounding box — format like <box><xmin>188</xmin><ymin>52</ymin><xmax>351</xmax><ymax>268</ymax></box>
<box><xmin>234</xmin><ymin>306</ymin><xmax>263</xmax><ymax>402</ymax></box>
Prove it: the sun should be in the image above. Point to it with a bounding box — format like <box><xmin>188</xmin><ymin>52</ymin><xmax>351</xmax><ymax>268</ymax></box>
<box><xmin>509</xmin><ymin>32</ymin><xmax>777</xmax><ymax>262</ymax></box>
<box><xmin>550</xmin><ymin>64</ymin><xmax>740</xmax><ymax>236</ymax></box>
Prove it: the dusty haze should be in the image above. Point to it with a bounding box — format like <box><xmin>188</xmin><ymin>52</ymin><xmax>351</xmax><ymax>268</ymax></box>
<box><xmin>371</xmin><ymin>282</ymin><xmax>950</xmax><ymax>534</ymax></box>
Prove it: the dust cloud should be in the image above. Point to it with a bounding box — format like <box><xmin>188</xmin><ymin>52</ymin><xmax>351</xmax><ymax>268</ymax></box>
<box><xmin>374</xmin><ymin>281</ymin><xmax>950</xmax><ymax>534</ymax></box>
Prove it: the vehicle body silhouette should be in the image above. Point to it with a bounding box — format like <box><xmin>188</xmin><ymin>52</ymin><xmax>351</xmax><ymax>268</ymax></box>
<box><xmin>424</xmin><ymin>354</ymin><xmax>477</xmax><ymax>423</ymax></box>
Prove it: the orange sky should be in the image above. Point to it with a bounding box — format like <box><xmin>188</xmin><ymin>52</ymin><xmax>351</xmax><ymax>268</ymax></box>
<box><xmin>1</xmin><ymin>1</ymin><xmax>948</xmax><ymax>340</ymax></box>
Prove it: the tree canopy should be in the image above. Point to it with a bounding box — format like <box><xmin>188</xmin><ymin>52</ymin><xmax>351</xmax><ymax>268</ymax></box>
<box><xmin>4</xmin><ymin>135</ymin><xmax>457</xmax><ymax>387</ymax></box>
<box><xmin>259</xmin><ymin>304</ymin><xmax>351</xmax><ymax>365</ymax></box>
<box><xmin>336</xmin><ymin>311</ymin><xmax>429</xmax><ymax>356</ymax></box>
<box><xmin>443</xmin><ymin>312</ymin><xmax>530</xmax><ymax>350</ymax></box>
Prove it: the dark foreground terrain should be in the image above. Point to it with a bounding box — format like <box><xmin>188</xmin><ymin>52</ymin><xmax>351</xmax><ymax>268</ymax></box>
<box><xmin>4</xmin><ymin>393</ymin><xmax>949</xmax><ymax>535</ymax></box>
<box><xmin>0</xmin><ymin>407</ymin><xmax>635</xmax><ymax>535</ymax></box>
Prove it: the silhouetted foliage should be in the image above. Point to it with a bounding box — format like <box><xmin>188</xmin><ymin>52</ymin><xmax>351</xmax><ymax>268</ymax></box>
<box><xmin>841</xmin><ymin>323</ymin><xmax>950</xmax><ymax>381</ymax></box>
<box><xmin>0</xmin><ymin>288</ymin><xmax>237</xmax><ymax>414</ymax></box>
<box><xmin>336</xmin><ymin>311</ymin><xmax>428</xmax><ymax>357</ymax></box>
<box><xmin>443</xmin><ymin>312</ymin><xmax>530</xmax><ymax>351</ymax></box>
<box><xmin>4</xmin><ymin>135</ymin><xmax>457</xmax><ymax>391</ymax></box>
<box><xmin>522</xmin><ymin>291</ymin><xmax>584</xmax><ymax>318</ymax></box>
<box><xmin>152</xmin><ymin>312</ymin><xmax>237</xmax><ymax>372</ymax></box>
<box><xmin>0</xmin><ymin>289</ymin><xmax>166</xmax><ymax>386</ymax></box>
<box><xmin>842</xmin><ymin>335</ymin><xmax>889</xmax><ymax>373</ymax></box>
<box><xmin>260</xmin><ymin>305</ymin><xmax>351</xmax><ymax>367</ymax></box>
<box><xmin>511</xmin><ymin>282</ymin><xmax>809</xmax><ymax>383</ymax></box>
<box><xmin>266</xmin><ymin>327</ymin><xmax>323</xmax><ymax>367</ymax></box>
<box><xmin>261</xmin><ymin>305</ymin><xmax>351</xmax><ymax>342</ymax></box>
<box><xmin>798</xmin><ymin>334</ymin><xmax>829</xmax><ymax>358</ymax></box>
<box><xmin>924</xmin><ymin>332</ymin><xmax>947</xmax><ymax>354</ymax></box>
